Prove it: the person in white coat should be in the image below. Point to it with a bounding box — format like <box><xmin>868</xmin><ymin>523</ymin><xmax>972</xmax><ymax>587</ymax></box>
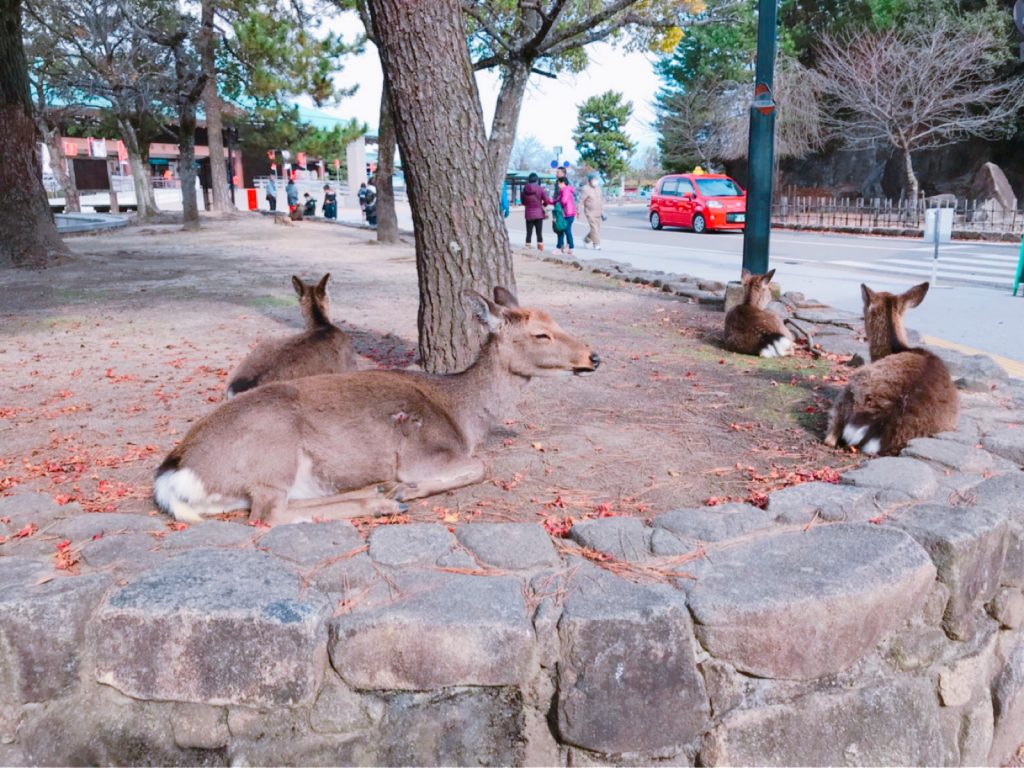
<box><xmin>580</xmin><ymin>173</ymin><xmax>605</xmax><ymax>250</ymax></box>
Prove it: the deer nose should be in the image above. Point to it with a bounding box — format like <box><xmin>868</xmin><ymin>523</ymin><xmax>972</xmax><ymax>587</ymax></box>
<box><xmin>589</xmin><ymin>352</ymin><xmax>601</xmax><ymax>369</ymax></box>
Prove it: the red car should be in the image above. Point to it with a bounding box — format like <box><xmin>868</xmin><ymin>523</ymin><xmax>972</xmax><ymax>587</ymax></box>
<box><xmin>648</xmin><ymin>173</ymin><xmax>746</xmax><ymax>233</ymax></box>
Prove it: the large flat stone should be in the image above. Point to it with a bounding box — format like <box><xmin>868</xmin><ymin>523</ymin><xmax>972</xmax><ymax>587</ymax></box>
<box><xmin>700</xmin><ymin>677</ymin><xmax>944</xmax><ymax>766</ymax></box>
<box><xmin>0</xmin><ymin>557</ymin><xmax>112</xmax><ymax>702</ymax></box>
<box><xmin>652</xmin><ymin>503</ymin><xmax>775</xmax><ymax>543</ymax></box>
<box><xmin>930</xmin><ymin>347</ymin><xmax>1007</xmax><ymax>391</ymax></box>
<box><xmin>259</xmin><ymin>520</ymin><xmax>364</xmax><ymax>566</ymax></box>
<box><xmin>841</xmin><ymin>457</ymin><xmax>938</xmax><ymax>500</ymax></box>
<box><xmin>687</xmin><ymin>524</ymin><xmax>936</xmax><ymax>679</ymax></box>
<box><xmin>51</xmin><ymin>512</ymin><xmax>166</xmax><ymax>540</ymax></box>
<box><xmin>767</xmin><ymin>481</ymin><xmax>874</xmax><ymax>524</ymax></box>
<box><xmin>568</xmin><ymin>517</ymin><xmax>651</xmax><ymax>561</ymax></box>
<box><xmin>793</xmin><ymin>307</ymin><xmax>863</xmax><ymax>329</ymax></box>
<box><xmin>329</xmin><ymin>572</ymin><xmax>534</xmax><ymax>690</ymax></box>
<box><xmin>891</xmin><ymin>504</ymin><xmax>1009</xmax><ymax>639</ymax></box>
<box><xmin>989</xmin><ymin>636</ymin><xmax>1024</xmax><ymax>765</ymax></box>
<box><xmin>367</xmin><ymin>523</ymin><xmax>455</xmax><ymax>566</ymax></box>
<box><xmin>556</xmin><ymin>565</ymin><xmax>709</xmax><ymax>755</ymax></box>
<box><xmin>455</xmin><ymin>523</ymin><xmax>560</xmax><ymax>569</ymax></box>
<box><xmin>92</xmin><ymin>548</ymin><xmax>329</xmax><ymax>707</ymax></box>
<box><xmin>161</xmin><ymin>519</ymin><xmax>259</xmax><ymax>549</ymax></box>
<box><xmin>0</xmin><ymin>493</ymin><xmax>75</xmax><ymax>532</ymax></box>
<box><xmin>981</xmin><ymin>427</ymin><xmax>1024</xmax><ymax>466</ymax></box>
<box><xmin>970</xmin><ymin>472</ymin><xmax>1024</xmax><ymax>587</ymax></box>
<box><xmin>902</xmin><ymin>437</ymin><xmax>1016</xmax><ymax>475</ymax></box>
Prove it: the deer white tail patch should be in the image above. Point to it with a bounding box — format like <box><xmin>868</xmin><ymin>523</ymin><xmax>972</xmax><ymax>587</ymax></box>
<box><xmin>153</xmin><ymin>467</ymin><xmax>246</xmax><ymax>522</ymax></box>
<box><xmin>760</xmin><ymin>336</ymin><xmax>793</xmax><ymax>358</ymax></box>
<box><xmin>842</xmin><ymin>423</ymin><xmax>869</xmax><ymax>447</ymax></box>
<box><xmin>862</xmin><ymin>438</ymin><xmax>882</xmax><ymax>455</ymax></box>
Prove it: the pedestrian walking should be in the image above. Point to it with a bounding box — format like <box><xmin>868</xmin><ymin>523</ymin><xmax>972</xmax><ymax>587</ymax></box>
<box><xmin>322</xmin><ymin>184</ymin><xmax>337</xmax><ymax>220</ymax></box>
<box><xmin>521</xmin><ymin>172</ymin><xmax>553</xmax><ymax>251</ymax></box>
<box><xmin>553</xmin><ymin>176</ymin><xmax>576</xmax><ymax>256</ymax></box>
<box><xmin>357</xmin><ymin>182</ymin><xmax>369</xmax><ymax>220</ymax></box>
<box><xmin>286</xmin><ymin>178</ymin><xmax>298</xmax><ymax>212</ymax></box>
<box><xmin>265</xmin><ymin>176</ymin><xmax>277</xmax><ymax>211</ymax></box>
<box><xmin>364</xmin><ymin>185</ymin><xmax>377</xmax><ymax>227</ymax></box>
<box><xmin>580</xmin><ymin>173</ymin><xmax>605</xmax><ymax>250</ymax></box>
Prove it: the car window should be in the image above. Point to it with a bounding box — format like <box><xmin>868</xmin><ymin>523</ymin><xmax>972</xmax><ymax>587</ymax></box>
<box><xmin>678</xmin><ymin>179</ymin><xmax>696</xmax><ymax>196</ymax></box>
<box><xmin>694</xmin><ymin>178</ymin><xmax>743</xmax><ymax>197</ymax></box>
<box><xmin>660</xmin><ymin>179</ymin><xmax>679</xmax><ymax>197</ymax></box>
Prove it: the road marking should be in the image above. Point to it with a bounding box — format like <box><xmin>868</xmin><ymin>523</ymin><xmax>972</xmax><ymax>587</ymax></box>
<box><xmin>829</xmin><ymin>261</ymin><xmax>1008</xmax><ymax>286</ymax></box>
<box><xmin>881</xmin><ymin>259</ymin><xmax>1012</xmax><ymax>277</ymax></box>
<box><xmin>923</xmin><ymin>335</ymin><xmax>1024</xmax><ymax>380</ymax></box>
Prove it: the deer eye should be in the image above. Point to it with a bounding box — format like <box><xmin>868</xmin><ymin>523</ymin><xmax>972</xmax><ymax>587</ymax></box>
<box><xmin>533</xmin><ymin>333</ymin><xmax>551</xmax><ymax>340</ymax></box>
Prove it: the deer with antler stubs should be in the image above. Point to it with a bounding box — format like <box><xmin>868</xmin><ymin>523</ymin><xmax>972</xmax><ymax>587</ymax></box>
<box><xmin>825</xmin><ymin>282</ymin><xmax>958</xmax><ymax>455</ymax></box>
<box><xmin>154</xmin><ymin>288</ymin><xmax>600</xmax><ymax>525</ymax></box>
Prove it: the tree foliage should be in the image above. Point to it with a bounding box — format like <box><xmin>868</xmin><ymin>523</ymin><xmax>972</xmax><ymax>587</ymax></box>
<box><xmin>573</xmin><ymin>90</ymin><xmax>636</xmax><ymax>179</ymax></box>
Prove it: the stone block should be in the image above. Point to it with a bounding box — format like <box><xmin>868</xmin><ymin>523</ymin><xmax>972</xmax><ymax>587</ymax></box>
<box><xmin>891</xmin><ymin>504</ymin><xmax>1008</xmax><ymax>640</ymax></box>
<box><xmin>959</xmin><ymin>695</ymin><xmax>995</xmax><ymax>768</ymax></box>
<box><xmin>930</xmin><ymin>346</ymin><xmax>1008</xmax><ymax>391</ymax></box>
<box><xmin>161</xmin><ymin>519</ymin><xmax>259</xmax><ymax>548</ymax></box>
<box><xmin>309</xmin><ymin>676</ymin><xmax>384</xmax><ymax>734</ymax></box>
<box><xmin>840</xmin><ymin>457</ymin><xmax>938</xmax><ymax>500</ymax></box>
<box><xmin>652</xmin><ymin>503</ymin><xmax>775</xmax><ymax>543</ymax></box>
<box><xmin>767</xmin><ymin>481</ymin><xmax>873</xmax><ymax>524</ymax></box>
<box><xmin>51</xmin><ymin>512</ymin><xmax>166</xmax><ymax>540</ymax></box>
<box><xmin>92</xmin><ymin>548</ymin><xmax>329</xmax><ymax>707</ymax></box>
<box><xmin>81</xmin><ymin>532</ymin><xmax>167</xmax><ymax>571</ymax></box>
<box><xmin>687</xmin><ymin>524</ymin><xmax>936</xmax><ymax>679</ymax></box>
<box><xmin>937</xmin><ymin>627</ymin><xmax>997</xmax><ymax>707</ymax></box>
<box><xmin>171</xmin><ymin>702</ymin><xmax>229</xmax><ymax>750</ymax></box>
<box><xmin>792</xmin><ymin>307</ymin><xmax>863</xmax><ymax>330</ymax></box>
<box><xmin>807</xmin><ymin>330</ymin><xmax>866</xmax><ymax>359</ymax></box>
<box><xmin>556</xmin><ymin>565</ymin><xmax>709</xmax><ymax>755</ymax></box>
<box><xmin>259</xmin><ymin>520</ymin><xmax>364</xmax><ymax>566</ymax></box>
<box><xmin>367</xmin><ymin>523</ymin><xmax>454</xmax><ymax>566</ymax></box>
<box><xmin>981</xmin><ymin>427</ymin><xmax>1024</xmax><ymax>467</ymax></box>
<box><xmin>330</xmin><ymin>572</ymin><xmax>534</xmax><ymax>690</ymax></box>
<box><xmin>700</xmin><ymin>678</ymin><xmax>943</xmax><ymax>767</ymax></box>
<box><xmin>568</xmin><ymin>517</ymin><xmax>651</xmax><ymax>561</ymax></box>
<box><xmin>902</xmin><ymin>437</ymin><xmax>1016</xmax><ymax>475</ymax></box>
<box><xmin>988</xmin><ymin>587</ymin><xmax>1024</xmax><ymax>629</ymax></box>
<box><xmin>455</xmin><ymin>523</ymin><xmax>560</xmax><ymax>569</ymax></box>
<box><xmin>377</xmin><ymin>687</ymin><xmax>526</xmax><ymax>767</ymax></box>
<box><xmin>0</xmin><ymin>557</ymin><xmax>112</xmax><ymax>702</ymax></box>
<box><xmin>989</xmin><ymin>636</ymin><xmax>1024</xmax><ymax>766</ymax></box>
<box><xmin>0</xmin><ymin>493</ymin><xmax>74</xmax><ymax>531</ymax></box>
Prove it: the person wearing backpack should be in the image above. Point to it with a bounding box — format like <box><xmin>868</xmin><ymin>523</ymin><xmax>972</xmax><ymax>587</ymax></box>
<box><xmin>522</xmin><ymin>172</ymin><xmax>553</xmax><ymax>251</ymax></box>
<box><xmin>553</xmin><ymin>176</ymin><xmax>576</xmax><ymax>256</ymax></box>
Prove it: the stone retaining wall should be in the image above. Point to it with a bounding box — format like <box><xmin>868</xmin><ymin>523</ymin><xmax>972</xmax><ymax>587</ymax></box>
<box><xmin>2</xmin><ymin>260</ymin><xmax>1023</xmax><ymax>766</ymax></box>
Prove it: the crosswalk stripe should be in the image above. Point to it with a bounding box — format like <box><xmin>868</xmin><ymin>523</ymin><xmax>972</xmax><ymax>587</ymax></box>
<box><xmin>830</xmin><ymin>260</ymin><xmax>1009</xmax><ymax>286</ymax></box>
<box><xmin>881</xmin><ymin>259</ymin><xmax>1011</xmax><ymax>276</ymax></box>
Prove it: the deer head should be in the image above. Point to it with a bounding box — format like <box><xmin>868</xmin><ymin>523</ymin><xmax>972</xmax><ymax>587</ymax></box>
<box><xmin>861</xmin><ymin>282</ymin><xmax>928</xmax><ymax>361</ymax></box>
<box><xmin>741</xmin><ymin>268</ymin><xmax>775</xmax><ymax>309</ymax></box>
<box><xmin>292</xmin><ymin>273</ymin><xmax>332</xmax><ymax>329</ymax></box>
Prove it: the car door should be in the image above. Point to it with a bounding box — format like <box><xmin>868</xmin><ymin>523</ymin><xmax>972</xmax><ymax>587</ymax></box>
<box><xmin>658</xmin><ymin>178</ymin><xmax>680</xmax><ymax>226</ymax></box>
<box><xmin>677</xmin><ymin>178</ymin><xmax>697</xmax><ymax>228</ymax></box>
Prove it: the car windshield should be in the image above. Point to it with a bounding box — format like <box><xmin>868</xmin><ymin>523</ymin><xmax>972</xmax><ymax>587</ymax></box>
<box><xmin>694</xmin><ymin>178</ymin><xmax>743</xmax><ymax>197</ymax></box>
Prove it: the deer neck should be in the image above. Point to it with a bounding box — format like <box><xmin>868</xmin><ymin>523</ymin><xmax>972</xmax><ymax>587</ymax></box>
<box><xmin>869</xmin><ymin>299</ymin><xmax>911</xmax><ymax>361</ymax></box>
<box><xmin>442</xmin><ymin>336</ymin><xmax>530</xmax><ymax>449</ymax></box>
<box><xmin>304</xmin><ymin>303</ymin><xmax>331</xmax><ymax>331</ymax></box>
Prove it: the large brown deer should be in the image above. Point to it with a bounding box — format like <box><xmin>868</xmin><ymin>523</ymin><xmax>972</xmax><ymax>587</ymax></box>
<box><xmin>226</xmin><ymin>274</ymin><xmax>357</xmax><ymax>398</ymax></box>
<box><xmin>724</xmin><ymin>269</ymin><xmax>795</xmax><ymax>357</ymax></box>
<box><xmin>155</xmin><ymin>288</ymin><xmax>600</xmax><ymax>525</ymax></box>
<box><xmin>825</xmin><ymin>282</ymin><xmax>958</xmax><ymax>455</ymax></box>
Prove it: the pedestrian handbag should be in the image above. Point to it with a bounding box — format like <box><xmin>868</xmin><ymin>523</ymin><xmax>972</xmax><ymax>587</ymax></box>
<box><xmin>552</xmin><ymin>202</ymin><xmax>566</xmax><ymax>233</ymax></box>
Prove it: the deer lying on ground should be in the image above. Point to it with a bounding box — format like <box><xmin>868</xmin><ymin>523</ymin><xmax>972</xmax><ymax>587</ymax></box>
<box><xmin>825</xmin><ymin>282</ymin><xmax>958</xmax><ymax>455</ymax></box>
<box><xmin>226</xmin><ymin>274</ymin><xmax>357</xmax><ymax>398</ymax></box>
<box><xmin>155</xmin><ymin>288</ymin><xmax>600</xmax><ymax>525</ymax></box>
<box><xmin>724</xmin><ymin>269</ymin><xmax>795</xmax><ymax>357</ymax></box>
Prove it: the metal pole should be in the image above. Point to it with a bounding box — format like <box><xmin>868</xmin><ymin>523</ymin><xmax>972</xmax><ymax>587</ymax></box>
<box><xmin>227</xmin><ymin>128</ymin><xmax>236</xmax><ymax>206</ymax></box>
<box><xmin>741</xmin><ymin>0</ymin><xmax>779</xmax><ymax>276</ymax></box>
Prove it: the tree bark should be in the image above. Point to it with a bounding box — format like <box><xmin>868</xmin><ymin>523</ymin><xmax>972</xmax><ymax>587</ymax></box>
<box><xmin>199</xmin><ymin>0</ymin><xmax>231</xmax><ymax>213</ymax></box>
<box><xmin>374</xmin><ymin>86</ymin><xmax>399</xmax><ymax>244</ymax></box>
<box><xmin>901</xmin><ymin>145</ymin><xmax>919</xmax><ymax>207</ymax></box>
<box><xmin>487</xmin><ymin>60</ymin><xmax>531</xmax><ymax>188</ymax></box>
<box><xmin>368</xmin><ymin>0</ymin><xmax>514</xmax><ymax>373</ymax></box>
<box><xmin>0</xmin><ymin>0</ymin><xmax>66</xmax><ymax>268</ymax></box>
<box><xmin>178</xmin><ymin>103</ymin><xmax>200</xmax><ymax>230</ymax></box>
<box><xmin>117</xmin><ymin>117</ymin><xmax>159</xmax><ymax>219</ymax></box>
<box><xmin>39</xmin><ymin>121</ymin><xmax>80</xmax><ymax>213</ymax></box>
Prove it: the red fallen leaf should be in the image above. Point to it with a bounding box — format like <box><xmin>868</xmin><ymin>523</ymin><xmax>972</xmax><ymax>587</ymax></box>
<box><xmin>91</xmin><ymin>533</ymin><xmax>104</xmax><ymax>541</ymax></box>
<box><xmin>248</xmin><ymin>519</ymin><xmax>271</xmax><ymax>529</ymax></box>
<box><xmin>705</xmin><ymin>496</ymin><xmax>722</xmax><ymax>507</ymax></box>
<box><xmin>13</xmin><ymin>523</ymin><xmax>38</xmax><ymax>539</ymax></box>
<box><xmin>718</xmin><ymin>359</ymin><xmax>725</xmax><ymax>364</ymax></box>
<box><xmin>805</xmin><ymin>406</ymin><xmax>817</xmax><ymax>413</ymax></box>
<box><xmin>867</xmin><ymin>516</ymin><xmax>885</xmax><ymax>524</ymax></box>
<box><xmin>542</xmin><ymin>515</ymin><xmax>573</xmax><ymax>537</ymax></box>
<box><xmin>54</xmin><ymin>494</ymin><xmax>75</xmax><ymax>505</ymax></box>
<box><xmin>168</xmin><ymin>522</ymin><xmax>188</xmax><ymax>531</ymax></box>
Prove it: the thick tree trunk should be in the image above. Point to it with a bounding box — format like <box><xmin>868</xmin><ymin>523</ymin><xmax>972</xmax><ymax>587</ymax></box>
<box><xmin>368</xmin><ymin>0</ymin><xmax>514</xmax><ymax>373</ymax></box>
<box><xmin>199</xmin><ymin>0</ymin><xmax>231</xmax><ymax>213</ymax></box>
<box><xmin>39</xmin><ymin>122</ymin><xmax>80</xmax><ymax>213</ymax></box>
<box><xmin>179</xmin><ymin>104</ymin><xmax>200</xmax><ymax>230</ymax></box>
<box><xmin>375</xmin><ymin>87</ymin><xmax>399</xmax><ymax>244</ymax></box>
<box><xmin>901</xmin><ymin>146</ymin><xmax>919</xmax><ymax>207</ymax></box>
<box><xmin>0</xmin><ymin>0</ymin><xmax>66</xmax><ymax>268</ymax></box>
<box><xmin>117</xmin><ymin>117</ymin><xmax>158</xmax><ymax>218</ymax></box>
<box><xmin>487</xmin><ymin>61</ymin><xmax>531</xmax><ymax>188</ymax></box>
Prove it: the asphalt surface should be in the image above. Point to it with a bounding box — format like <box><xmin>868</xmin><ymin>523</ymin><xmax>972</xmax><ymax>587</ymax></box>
<box><xmin>506</xmin><ymin>204</ymin><xmax>1023</xmax><ymax>367</ymax></box>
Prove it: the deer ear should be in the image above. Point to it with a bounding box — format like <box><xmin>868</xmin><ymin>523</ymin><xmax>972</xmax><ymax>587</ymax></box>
<box><xmin>740</xmin><ymin>268</ymin><xmax>752</xmax><ymax>283</ymax></box>
<box><xmin>292</xmin><ymin>276</ymin><xmax>304</xmax><ymax>297</ymax></box>
<box><xmin>492</xmin><ymin>286</ymin><xmax>519</xmax><ymax>308</ymax></box>
<box><xmin>763</xmin><ymin>269</ymin><xmax>776</xmax><ymax>283</ymax></box>
<box><xmin>900</xmin><ymin>282</ymin><xmax>929</xmax><ymax>311</ymax></box>
<box><xmin>316</xmin><ymin>273</ymin><xmax>331</xmax><ymax>297</ymax></box>
<box><xmin>463</xmin><ymin>290</ymin><xmax>504</xmax><ymax>332</ymax></box>
<box><xmin>861</xmin><ymin>284</ymin><xmax>875</xmax><ymax>306</ymax></box>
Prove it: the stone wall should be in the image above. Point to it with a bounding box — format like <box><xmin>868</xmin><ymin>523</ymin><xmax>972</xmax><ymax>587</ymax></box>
<box><xmin>2</xmin><ymin>266</ymin><xmax>1023</xmax><ymax>766</ymax></box>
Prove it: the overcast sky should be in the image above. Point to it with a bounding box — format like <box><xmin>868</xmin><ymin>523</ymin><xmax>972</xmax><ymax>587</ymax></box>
<box><xmin>302</xmin><ymin>11</ymin><xmax>664</xmax><ymax>165</ymax></box>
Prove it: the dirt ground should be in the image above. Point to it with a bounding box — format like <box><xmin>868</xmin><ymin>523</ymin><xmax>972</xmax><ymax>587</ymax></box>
<box><xmin>0</xmin><ymin>215</ymin><xmax>862</xmax><ymax>534</ymax></box>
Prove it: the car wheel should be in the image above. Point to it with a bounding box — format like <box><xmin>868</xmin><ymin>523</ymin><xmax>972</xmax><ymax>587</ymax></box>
<box><xmin>692</xmin><ymin>213</ymin><xmax>707</xmax><ymax>234</ymax></box>
<box><xmin>650</xmin><ymin>211</ymin><xmax>662</xmax><ymax>230</ymax></box>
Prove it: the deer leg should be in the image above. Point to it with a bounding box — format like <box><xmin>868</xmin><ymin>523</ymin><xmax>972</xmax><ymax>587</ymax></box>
<box><xmin>389</xmin><ymin>457</ymin><xmax>486</xmax><ymax>501</ymax></box>
<box><xmin>249</xmin><ymin>486</ymin><xmax>290</xmax><ymax>525</ymax></box>
<box><xmin>270</xmin><ymin>492</ymin><xmax>406</xmax><ymax>525</ymax></box>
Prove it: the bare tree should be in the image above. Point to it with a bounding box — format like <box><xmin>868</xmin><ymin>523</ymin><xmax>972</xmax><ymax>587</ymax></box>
<box><xmin>815</xmin><ymin>22</ymin><xmax>1024</xmax><ymax>202</ymax></box>
<box><xmin>509</xmin><ymin>134</ymin><xmax>548</xmax><ymax>171</ymax></box>
<box><xmin>0</xmin><ymin>0</ymin><xmax>67</xmax><ymax>268</ymax></box>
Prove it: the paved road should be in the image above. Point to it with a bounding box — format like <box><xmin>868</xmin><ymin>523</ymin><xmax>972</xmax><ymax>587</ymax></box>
<box><xmin>506</xmin><ymin>205</ymin><xmax>1023</xmax><ymax>367</ymax></box>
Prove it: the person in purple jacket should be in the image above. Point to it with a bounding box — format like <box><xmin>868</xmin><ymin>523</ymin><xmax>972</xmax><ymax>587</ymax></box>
<box><xmin>521</xmin><ymin>172</ymin><xmax>553</xmax><ymax>251</ymax></box>
<box><xmin>554</xmin><ymin>176</ymin><xmax>576</xmax><ymax>256</ymax></box>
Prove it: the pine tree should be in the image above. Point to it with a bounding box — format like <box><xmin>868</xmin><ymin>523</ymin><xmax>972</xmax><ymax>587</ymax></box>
<box><xmin>573</xmin><ymin>91</ymin><xmax>636</xmax><ymax>180</ymax></box>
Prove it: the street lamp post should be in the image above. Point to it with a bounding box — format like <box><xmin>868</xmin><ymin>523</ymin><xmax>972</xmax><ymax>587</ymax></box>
<box><xmin>741</xmin><ymin>0</ymin><xmax>779</xmax><ymax>276</ymax></box>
